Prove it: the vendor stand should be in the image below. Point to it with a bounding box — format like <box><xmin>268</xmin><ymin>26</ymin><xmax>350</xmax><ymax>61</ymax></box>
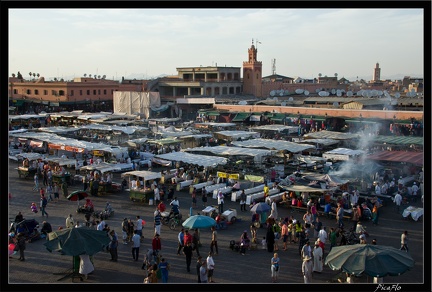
<box><xmin>121</xmin><ymin>170</ymin><xmax>162</xmax><ymax>204</ymax></box>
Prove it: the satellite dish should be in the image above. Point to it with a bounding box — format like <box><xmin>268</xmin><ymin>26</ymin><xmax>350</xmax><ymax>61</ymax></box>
<box><xmin>395</xmin><ymin>92</ymin><xmax>401</xmax><ymax>98</ymax></box>
<box><xmin>270</xmin><ymin>90</ymin><xmax>275</xmax><ymax>97</ymax></box>
<box><xmin>362</xmin><ymin>91</ymin><xmax>368</xmax><ymax>97</ymax></box>
<box><xmin>295</xmin><ymin>89</ymin><xmax>303</xmax><ymax>94</ymax></box>
<box><xmin>333</xmin><ymin>102</ymin><xmax>339</xmax><ymax>107</ymax></box>
<box><xmin>331</xmin><ymin>89</ymin><xmax>336</xmax><ymax>95</ymax></box>
<box><xmin>273</xmin><ymin>97</ymin><xmax>279</xmax><ymax>101</ymax></box>
<box><xmin>304</xmin><ymin>90</ymin><xmax>309</xmax><ymax>96</ymax></box>
<box><xmin>288</xmin><ymin>97</ymin><xmax>294</xmax><ymax>102</ymax></box>
<box><xmin>316</xmin><ymin>88</ymin><xmax>321</xmax><ymax>93</ymax></box>
<box><xmin>346</xmin><ymin>91</ymin><xmax>353</xmax><ymax>97</ymax></box>
<box><xmin>318</xmin><ymin>91</ymin><xmax>326</xmax><ymax>97</ymax></box>
<box><xmin>284</xmin><ymin>90</ymin><xmax>289</xmax><ymax>95</ymax></box>
<box><xmin>371</xmin><ymin>89</ymin><xmax>377</xmax><ymax>96</ymax></box>
<box><xmin>238</xmin><ymin>100</ymin><xmax>248</xmax><ymax>105</ymax></box>
<box><xmin>336</xmin><ymin>91</ymin><xmax>342</xmax><ymax>97</ymax></box>
<box><xmin>281</xmin><ymin>102</ymin><xmax>287</xmax><ymax>106</ymax></box>
<box><xmin>279</xmin><ymin>92</ymin><xmax>284</xmax><ymax>97</ymax></box>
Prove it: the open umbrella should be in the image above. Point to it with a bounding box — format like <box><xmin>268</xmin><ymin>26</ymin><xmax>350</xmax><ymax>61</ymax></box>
<box><xmin>44</xmin><ymin>227</ymin><xmax>110</xmax><ymax>256</ymax></box>
<box><xmin>325</xmin><ymin>244</ymin><xmax>415</xmax><ymax>278</ymax></box>
<box><xmin>182</xmin><ymin>215</ymin><xmax>216</xmax><ymax>229</ymax></box>
<box><xmin>250</xmin><ymin>202</ymin><xmax>271</xmax><ymax>214</ymax></box>
<box><xmin>67</xmin><ymin>190</ymin><xmax>89</xmax><ymax>207</ymax></box>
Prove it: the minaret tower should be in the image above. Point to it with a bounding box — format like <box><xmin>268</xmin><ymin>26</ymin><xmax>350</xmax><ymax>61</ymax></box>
<box><xmin>373</xmin><ymin>62</ymin><xmax>381</xmax><ymax>82</ymax></box>
<box><xmin>242</xmin><ymin>39</ymin><xmax>263</xmax><ymax>97</ymax></box>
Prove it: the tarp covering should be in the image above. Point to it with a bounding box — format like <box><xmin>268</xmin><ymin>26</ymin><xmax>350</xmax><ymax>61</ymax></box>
<box><xmin>185</xmin><ymin>145</ymin><xmax>273</xmax><ymax>164</ymax></box>
<box><xmin>303</xmin><ymin>130</ymin><xmax>360</xmax><ymax>140</ymax></box>
<box><xmin>121</xmin><ymin>170</ymin><xmax>162</xmax><ymax>181</ymax></box>
<box><xmin>113</xmin><ymin>91</ymin><xmax>161</xmax><ymax>119</ymax></box>
<box><xmin>251</xmin><ymin>124</ymin><xmax>298</xmax><ymax>134</ymax></box>
<box><xmin>366</xmin><ymin>151</ymin><xmax>423</xmax><ymax>166</ymax></box>
<box><xmin>213</xmin><ymin>130</ymin><xmax>260</xmax><ymax>141</ymax></box>
<box><xmin>155</xmin><ymin>152</ymin><xmax>228</xmax><ymax>168</ymax></box>
<box><xmin>231</xmin><ymin>138</ymin><xmax>315</xmax><ymax>153</ymax></box>
<box><xmin>372</xmin><ymin>135</ymin><xmax>424</xmax><ymax>146</ymax></box>
<box><xmin>322</xmin><ymin>148</ymin><xmax>365</xmax><ymax>161</ymax></box>
<box><xmin>231</xmin><ymin>112</ymin><xmax>251</xmax><ymax>122</ymax></box>
<box><xmin>298</xmin><ymin>138</ymin><xmax>339</xmax><ymax>147</ymax></box>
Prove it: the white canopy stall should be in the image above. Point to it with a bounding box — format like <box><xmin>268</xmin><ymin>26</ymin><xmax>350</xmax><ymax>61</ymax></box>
<box><xmin>322</xmin><ymin>148</ymin><xmax>365</xmax><ymax>161</ymax></box>
<box><xmin>231</xmin><ymin>138</ymin><xmax>315</xmax><ymax>153</ymax></box>
<box><xmin>184</xmin><ymin>145</ymin><xmax>274</xmax><ymax>164</ymax></box>
<box><xmin>155</xmin><ymin>152</ymin><xmax>228</xmax><ymax>168</ymax></box>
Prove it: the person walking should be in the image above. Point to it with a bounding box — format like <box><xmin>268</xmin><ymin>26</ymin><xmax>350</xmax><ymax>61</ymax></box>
<box><xmin>158</xmin><ymin>257</ymin><xmax>170</xmax><ymax>283</ymax></box>
<box><xmin>196</xmin><ymin>256</ymin><xmax>203</xmax><ymax>283</ymax></box>
<box><xmin>40</xmin><ymin>194</ymin><xmax>48</xmax><ymax>218</ymax></box>
<box><xmin>65</xmin><ymin>214</ymin><xmax>74</xmax><ymax>228</ymax></box>
<box><xmin>192</xmin><ymin>229</ymin><xmax>201</xmax><ymax>257</ymax></box>
<box><xmin>281</xmin><ymin>221</ymin><xmax>289</xmax><ymax>251</ymax></box>
<box><xmin>152</xmin><ymin>233</ymin><xmax>161</xmax><ymax>256</ymax></box>
<box><xmin>210</xmin><ymin>226</ymin><xmax>218</xmax><ymax>255</ymax></box>
<box><xmin>312</xmin><ymin>240</ymin><xmax>323</xmax><ymax>273</ymax></box>
<box><xmin>136</xmin><ymin>215</ymin><xmax>144</xmax><ymax>242</ymax></box>
<box><xmin>121</xmin><ymin>218</ymin><xmax>128</xmax><ymax>244</ymax></box>
<box><xmin>217</xmin><ymin>191</ymin><xmax>224</xmax><ymax>214</ymax></box>
<box><xmin>400</xmin><ymin>230</ymin><xmax>409</xmax><ymax>252</ymax></box>
<box><xmin>336</xmin><ymin>203</ymin><xmax>344</xmax><ymax>228</ymax></box>
<box><xmin>302</xmin><ymin>255</ymin><xmax>313</xmax><ymax>283</ymax></box>
<box><xmin>371</xmin><ymin>205</ymin><xmax>379</xmax><ymax>225</ymax></box>
<box><xmin>79</xmin><ymin>254</ymin><xmax>94</xmax><ymax>280</ymax></box>
<box><xmin>132</xmin><ymin>230</ymin><xmax>141</xmax><ymax>261</ymax></box>
<box><xmin>33</xmin><ymin>173</ymin><xmax>39</xmax><ymax>191</ymax></box>
<box><xmin>393</xmin><ymin>192</ymin><xmax>403</xmax><ymax>213</ymax></box>
<box><xmin>239</xmin><ymin>190</ymin><xmax>247</xmax><ymax>212</ymax></box>
<box><xmin>201</xmin><ymin>187</ymin><xmax>208</xmax><ymax>207</ymax></box>
<box><xmin>108</xmin><ymin>230</ymin><xmax>118</xmax><ymax>262</ymax></box>
<box><xmin>271</xmin><ymin>252</ymin><xmax>280</xmax><ymax>283</ymax></box>
<box><xmin>16</xmin><ymin>232</ymin><xmax>26</xmax><ymax>261</ymax></box>
<box><xmin>206</xmin><ymin>252</ymin><xmax>215</xmax><ymax>283</ymax></box>
<box><xmin>82</xmin><ymin>174</ymin><xmax>88</xmax><ymax>192</ymax></box>
<box><xmin>183</xmin><ymin>241</ymin><xmax>193</xmax><ymax>272</ymax></box>
<box><xmin>266</xmin><ymin>225</ymin><xmax>275</xmax><ymax>253</ymax></box>
<box><xmin>53</xmin><ymin>182</ymin><xmax>60</xmax><ymax>202</ymax></box>
<box><xmin>177</xmin><ymin>228</ymin><xmax>185</xmax><ymax>255</ymax></box>
<box><xmin>154</xmin><ymin>207</ymin><xmax>162</xmax><ymax>237</ymax></box>
<box><xmin>199</xmin><ymin>260</ymin><xmax>208</xmax><ymax>283</ymax></box>
<box><xmin>191</xmin><ymin>187</ymin><xmax>197</xmax><ymax>208</ymax></box>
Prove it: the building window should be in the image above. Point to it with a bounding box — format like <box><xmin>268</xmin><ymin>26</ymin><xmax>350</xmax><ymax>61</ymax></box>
<box><xmin>98</xmin><ymin>89</ymin><xmax>101</xmax><ymax>95</ymax></box>
<box><xmin>44</xmin><ymin>90</ymin><xmax>48</xmax><ymax>95</ymax></box>
<box><xmin>59</xmin><ymin>90</ymin><xmax>65</xmax><ymax>96</ymax></box>
<box><xmin>87</xmin><ymin>90</ymin><xmax>90</xmax><ymax>95</ymax></box>
<box><xmin>70</xmin><ymin>90</ymin><xmax>74</xmax><ymax>96</ymax></box>
<box><xmin>93</xmin><ymin>90</ymin><xmax>96</xmax><ymax>95</ymax></box>
<box><xmin>35</xmin><ymin>89</ymin><xmax>39</xmax><ymax>95</ymax></box>
<box><xmin>104</xmin><ymin>89</ymin><xmax>107</xmax><ymax>94</ymax></box>
<box><xmin>14</xmin><ymin>89</ymin><xmax>18</xmax><ymax>94</ymax></box>
<box><xmin>51</xmin><ymin>90</ymin><xmax>57</xmax><ymax>96</ymax></box>
<box><xmin>26</xmin><ymin>89</ymin><xmax>31</xmax><ymax>94</ymax></box>
<box><xmin>80</xmin><ymin>90</ymin><xmax>83</xmax><ymax>95</ymax></box>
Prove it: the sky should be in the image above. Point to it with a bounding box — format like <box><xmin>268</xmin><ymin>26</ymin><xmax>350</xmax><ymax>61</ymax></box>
<box><xmin>8</xmin><ymin>8</ymin><xmax>425</xmax><ymax>82</ymax></box>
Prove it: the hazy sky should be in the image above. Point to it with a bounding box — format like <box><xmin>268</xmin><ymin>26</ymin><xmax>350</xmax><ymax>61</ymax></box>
<box><xmin>8</xmin><ymin>8</ymin><xmax>424</xmax><ymax>81</ymax></box>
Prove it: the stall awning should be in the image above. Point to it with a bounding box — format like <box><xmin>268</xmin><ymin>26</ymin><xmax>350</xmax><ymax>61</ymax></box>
<box><xmin>270</xmin><ymin>113</ymin><xmax>286</xmax><ymax>121</ymax></box>
<box><xmin>232</xmin><ymin>112</ymin><xmax>251</xmax><ymax>122</ymax></box>
<box><xmin>206</xmin><ymin>111</ymin><xmax>220</xmax><ymax>116</ymax></box>
<box><xmin>13</xmin><ymin>100</ymin><xmax>25</xmax><ymax>106</ymax></box>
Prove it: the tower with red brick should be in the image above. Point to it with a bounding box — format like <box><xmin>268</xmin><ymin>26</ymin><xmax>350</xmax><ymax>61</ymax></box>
<box><xmin>243</xmin><ymin>40</ymin><xmax>263</xmax><ymax>98</ymax></box>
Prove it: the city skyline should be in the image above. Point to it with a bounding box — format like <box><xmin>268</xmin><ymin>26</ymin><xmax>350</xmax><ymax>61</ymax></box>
<box><xmin>8</xmin><ymin>8</ymin><xmax>424</xmax><ymax>82</ymax></box>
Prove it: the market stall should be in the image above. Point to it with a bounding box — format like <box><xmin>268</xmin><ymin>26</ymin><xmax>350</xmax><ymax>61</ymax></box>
<box><xmin>121</xmin><ymin>170</ymin><xmax>162</xmax><ymax>204</ymax></box>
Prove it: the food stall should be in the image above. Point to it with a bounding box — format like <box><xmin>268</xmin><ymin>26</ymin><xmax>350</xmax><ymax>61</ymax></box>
<box><xmin>121</xmin><ymin>170</ymin><xmax>162</xmax><ymax>204</ymax></box>
<box><xmin>16</xmin><ymin>153</ymin><xmax>43</xmax><ymax>179</ymax></box>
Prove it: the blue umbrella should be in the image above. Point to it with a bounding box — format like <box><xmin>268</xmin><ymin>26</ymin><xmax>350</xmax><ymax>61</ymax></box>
<box><xmin>250</xmin><ymin>202</ymin><xmax>271</xmax><ymax>214</ymax></box>
<box><xmin>182</xmin><ymin>215</ymin><xmax>216</xmax><ymax>229</ymax></box>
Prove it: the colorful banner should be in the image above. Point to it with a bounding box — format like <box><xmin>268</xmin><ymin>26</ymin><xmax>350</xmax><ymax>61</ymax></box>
<box><xmin>217</xmin><ymin>172</ymin><xmax>239</xmax><ymax>180</ymax></box>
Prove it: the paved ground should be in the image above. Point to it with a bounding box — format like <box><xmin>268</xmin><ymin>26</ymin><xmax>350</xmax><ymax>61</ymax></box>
<box><xmin>6</xmin><ymin>160</ymin><xmax>427</xmax><ymax>290</ymax></box>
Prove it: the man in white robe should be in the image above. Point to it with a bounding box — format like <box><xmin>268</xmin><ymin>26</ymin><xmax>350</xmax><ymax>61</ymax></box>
<box><xmin>312</xmin><ymin>241</ymin><xmax>323</xmax><ymax>273</ymax></box>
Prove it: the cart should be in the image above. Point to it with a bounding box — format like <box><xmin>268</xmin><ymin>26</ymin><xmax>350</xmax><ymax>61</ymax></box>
<box><xmin>16</xmin><ymin>167</ymin><xmax>38</xmax><ymax>179</ymax></box>
<box><xmin>222</xmin><ymin>208</ymin><xmax>238</xmax><ymax>223</ymax></box>
<box><xmin>52</xmin><ymin>173</ymin><xmax>72</xmax><ymax>186</ymax></box>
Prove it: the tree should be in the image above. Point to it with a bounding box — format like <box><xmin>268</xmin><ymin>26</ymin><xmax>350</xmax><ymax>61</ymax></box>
<box><xmin>29</xmin><ymin>72</ymin><xmax>32</xmax><ymax>80</ymax></box>
<box><xmin>12</xmin><ymin>73</ymin><xmax>16</xmax><ymax>78</ymax></box>
<box><xmin>37</xmin><ymin>73</ymin><xmax>40</xmax><ymax>78</ymax></box>
<box><xmin>33</xmin><ymin>73</ymin><xmax>36</xmax><ymax>79</ymax></box>
<box><xmin>17</xmin><ymin>71</ymin><xmax>23</xmax><ymax>79</ymax></box>
<box><xmin>84</xmin><ymin>73</ymin><xmax>87</xmax><ymax>77</ymax></box>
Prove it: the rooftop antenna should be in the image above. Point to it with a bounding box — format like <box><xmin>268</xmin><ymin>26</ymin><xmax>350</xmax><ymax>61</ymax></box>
<box><xmin>271</xmin><ymin>58</ymin><xmax>276</xmax><ymax>75</ymax></box>
<box><xmin>256</xmin><ymin>38</ymin><xmax>261</xmax><ymax>50</ymax></box>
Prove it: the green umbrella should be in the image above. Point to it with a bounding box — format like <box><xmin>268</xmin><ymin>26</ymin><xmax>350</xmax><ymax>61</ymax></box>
<box><xmin>325</xmin><ymin>244</ymin><xmax>415</xmax><ymax>278</ymax></box>
<box><xmin>44</xmin><ymin>227</ymin><xmax>110</xmax><ymax>256</ymax></box>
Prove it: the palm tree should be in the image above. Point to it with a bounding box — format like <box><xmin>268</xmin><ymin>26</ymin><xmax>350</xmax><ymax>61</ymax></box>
<box><xmin>83</xmin><ymin>73</ymin><xmax>87</xmax><ymax>77</ymax></box>
<box><xmin>89</xmin><ymin>74</ymin><xmax>92</xmax><ymax>78</ymax></box>
<box><xmin>33</xmin><ymin>73</ymin><xmax>36</xmax><ymax>79</ymax></box>
<box><xmin>29</xmin><ymin>72</ymin><xmax>32</xmax><ymax>80</ymax></box>
<box><xmin>37</xmin><ymin>73</ymin><xmax>40</xmax><ymax>78</ymax></box>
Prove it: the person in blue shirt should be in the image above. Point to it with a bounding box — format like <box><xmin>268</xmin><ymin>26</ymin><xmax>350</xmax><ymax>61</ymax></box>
<box><xmin>324</xmin><ymin>202</ymin><xmax>332</xmax><ymax>218</ymax></box>
<box><xmin>158</xmin><ymin>257</ymin><xmax>169</xmax><ymax>283</ymax></box>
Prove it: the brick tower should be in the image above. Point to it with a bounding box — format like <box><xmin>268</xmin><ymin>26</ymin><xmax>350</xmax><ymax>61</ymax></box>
<box><xmin>242</xmin><ymin>40</ymin><xmax>263</xmax><ymax>98</ymax></box>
